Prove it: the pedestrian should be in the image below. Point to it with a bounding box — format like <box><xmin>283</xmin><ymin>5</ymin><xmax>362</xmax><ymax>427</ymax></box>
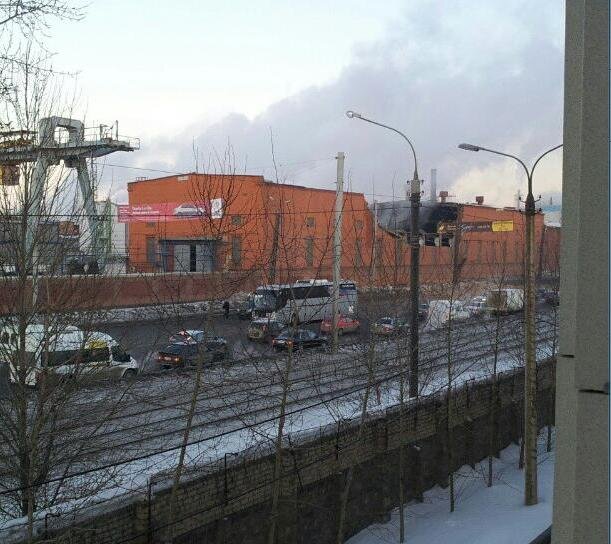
<box><xmin>223</xmin><ymin>300</ymin><xmax>230</xmax><ymax>319</ymax></box>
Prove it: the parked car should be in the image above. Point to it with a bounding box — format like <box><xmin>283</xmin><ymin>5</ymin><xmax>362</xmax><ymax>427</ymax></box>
<box><xmin>465</xmin><ymin>296</ymin><xmax>488</xmax><ymax>316</ymax></box>
<box><xmin>418</xmin><ymin>302</ymin><xmax>429</xmax><ymax>321</ymax></box>
<box><xmin>272</xmin><ymin>329</ymin><xmax>328</xmax><ymax>351</ymax></box>
<box><xmin>169</xmin><ymin>330</ymin><xmax>207</xmax><ymax>344</ymax></box>
<box><xmin>372</xmin><ymin>317</ymin><xmax>409</xmax><ymax>336</ymax></box>
<box><xmin>247</xmin><ymin>318</ymin><xmax>283</xmax><ymax>342</ymax></box>
<box><xmin>320</xmin><ymin>315</ymin><xmax>360</xmax><ymax>335</ymax></box>
<box><xmin>238</xmin><ymin>295</ymin><xmax>255</xmax><ymax>320</ymax></box>
<box><xmin>157</xmin><ymin>337</ymin><xmax>228</xmax><ymax>368</ymax></box>
<box><xmin>544</xmin><ymin>291</ymin><xmax>560</xmax><ymax>306</ymax></box>
<box><xmin>427</xmin><ymin>300</ymin><xmax>471</xmax><ymax>329</ymax></box>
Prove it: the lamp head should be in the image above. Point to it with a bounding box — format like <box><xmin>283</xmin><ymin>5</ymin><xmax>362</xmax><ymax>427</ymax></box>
<box><xmin>458</xmin><ymin>143</ymin><xmax>481</xmax><ymax>152</ymax></box>
<box><xmin>346</xmin><ymin>110</ymin><xmax>362</xmax><ymax>119</ymax></box>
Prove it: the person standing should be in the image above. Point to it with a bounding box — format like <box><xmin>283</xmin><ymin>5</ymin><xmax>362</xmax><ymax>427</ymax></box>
<box><xmin>223</xmin><ymin>300</ymin><xmax>230</xmax><ymax>319</ymax></box>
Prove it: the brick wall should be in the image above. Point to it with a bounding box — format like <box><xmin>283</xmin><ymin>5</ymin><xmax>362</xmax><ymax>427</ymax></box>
<box><xmin>36</xmin><ymin>362</ymin><xmax>556</xmax><ymax>544</ymax></box>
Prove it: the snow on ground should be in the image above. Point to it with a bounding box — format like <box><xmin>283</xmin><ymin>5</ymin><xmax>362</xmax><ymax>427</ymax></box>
<box><xmin>348</xmin><ymin>433</ymin><xmax>555</xmax><ymax>544</ymax></box>
<box><xmin>0</xmin><ymin>337</ymin><xmax>556</xmax><ymax>542</ymax></box>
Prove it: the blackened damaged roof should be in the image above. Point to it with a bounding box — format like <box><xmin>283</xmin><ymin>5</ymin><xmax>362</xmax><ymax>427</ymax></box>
<box><xmin>375</xmin><ymin>201</ymin><xmax>459</xmax><ymax>235</ymax></box>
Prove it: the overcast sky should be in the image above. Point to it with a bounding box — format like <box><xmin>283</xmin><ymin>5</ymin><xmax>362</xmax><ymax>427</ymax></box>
<box><xmin>49</xmin><ymin>0</ymin><xmax>565</xmax><ymax>207</ymax></box>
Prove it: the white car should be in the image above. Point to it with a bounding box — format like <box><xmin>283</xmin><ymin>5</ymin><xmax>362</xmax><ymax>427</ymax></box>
<box><xmin>465</xmin><ymin>296</ymin><xmax>488</xmax><ymax>316</ymax></box>
<box><xmin>173</xmin><ymin>202</ymin><xmax>206</xmax><ymax>216</ymax></box>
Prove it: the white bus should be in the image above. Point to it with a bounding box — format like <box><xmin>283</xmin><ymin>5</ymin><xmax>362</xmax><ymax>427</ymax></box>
<box><xmin>252</xmin><ymin>279</ymin><xmax>357</xmax><ymax>326</ymax></box>
<box><xmin>1</xmin><ymin>324</ymin><xmax>138</xmax><ymax>386</ymax></box>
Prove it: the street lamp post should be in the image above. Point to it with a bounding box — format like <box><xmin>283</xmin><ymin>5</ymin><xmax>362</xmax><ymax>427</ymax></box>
<box><xmin>347</xmin><ymin>110</ymin><xmax>421</xmax><ymax>398</ymax></box>
<box><xmin>458</xmin><ymin>142</ymin><xmax>562</xmax><ymax>506</ymax></box>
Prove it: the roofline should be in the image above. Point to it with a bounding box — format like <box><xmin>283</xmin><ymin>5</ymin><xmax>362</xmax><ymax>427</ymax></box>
<box><xmin>127</xmin><ymin>172</ymin><xmax>365</xmax><ymax>198</ymax></box>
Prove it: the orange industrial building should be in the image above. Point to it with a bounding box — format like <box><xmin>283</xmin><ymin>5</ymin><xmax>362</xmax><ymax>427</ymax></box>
<box><xmin>123</xmin><ymin>173</ymin><xmax>560</xmax><ymax>287</ymax></box>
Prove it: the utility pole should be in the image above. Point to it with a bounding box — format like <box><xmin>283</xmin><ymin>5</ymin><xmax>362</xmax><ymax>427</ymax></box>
<box><xmin>408</xmin><ymin>173</ymin><xmax>421</xmax><ymax>398</ymax></box>
<box><xmin>346</xmin><ymin>110</ymin><xmax>421</xmax><ymax>398</ymax></box>
<box><xmin>523</xmin><ymin>183</ymin><xmax>538</xmax><ymax>506</ymax></box>
<box><xmin>269</xmin><ymin>212</ymin><xmax>280</xmax><ymax>284</ymax></box>
<box><xmin>332</xmin><ymin>152</ymin><xmax>344</xmax><ymax>353</ymax></box>
<box><xmin>458</xmin><ymin>141</ymin><xmax>562</xmax><ymax>506</ymax></box>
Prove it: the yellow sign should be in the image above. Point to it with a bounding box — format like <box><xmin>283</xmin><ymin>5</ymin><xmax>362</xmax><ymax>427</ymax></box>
<box><xmin>491</xmin><ymin>220</ymin><xmax>514</xmax><ymax>232</ymax></box>
<box><xmin>86</xmin><ymin>339</ymin><xmax>108</xmax><ymax>349</ymax></box>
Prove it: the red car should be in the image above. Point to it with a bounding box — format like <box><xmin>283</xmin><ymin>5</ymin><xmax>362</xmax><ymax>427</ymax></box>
<box><xmin>320</xmin><ymin>316</ymin><xmax>360</xmax><ymax>335</ymax></box>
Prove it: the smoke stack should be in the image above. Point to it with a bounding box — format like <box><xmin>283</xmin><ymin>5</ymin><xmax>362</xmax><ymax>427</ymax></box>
<box><xmin>476</xmin><ymin>195</ymin><xmax>484</xmax><ymax>205</ymax></box>
<box><xmin>439</xmin><ymin>190</ymin><xmax>449</xmax><ymax>203</ymax></box>
<box><xmin>430</xmin><ymin>168</ymin><xmax>437</xmax><ymax>203</ymax></box>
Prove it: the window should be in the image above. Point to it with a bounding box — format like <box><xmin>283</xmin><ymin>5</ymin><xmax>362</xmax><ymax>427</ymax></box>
<box><xmin>306</xmin><ymin>217</ymin><xmax>315</xmax><ymax>228</ymax></box>
<box><xmin>111</xmin><ymin>345</ymin><xmax>131</xmax><ymax>363</ymax></box>
<box><xmin>146</xmin><ymin>222</ymin><xmax>156</xmax><ymax>228</ymax></box>
<box><xmin>355</xmin><ymin>219</ymin><xmax>364</xmax><ymax>230</ymax></box>
<box><xmin>44</xmin><ymin>350</ymin><xmax>80</xmax><ymax>367</ymax></box>
<box><xmin>231</xmin><ymin>215</ymin><xmax>242</xmax><ymax>226</ymax></box>
<box><xmin>309</xmin><ymin>285</ymin><xmax>330</xmax><ymax>298</ymax></box>
<box><xmin>146</xmin><ymin>237</ymin><xmax>157</xmax><ymax>265</ymax></box>
<box><xmin>231</xmin><ymin>236</ymin><xmax>242</xmax><ymax>268</ymax></box>
<box><xmin>82</xmin><ymin>347</ymin><xmax>111</xmax><ymax>364</ymax></box>
<box><xmin>305</xmin><ymin>238</ymin><xmax>314</xmax><ymax>267</ymax></box>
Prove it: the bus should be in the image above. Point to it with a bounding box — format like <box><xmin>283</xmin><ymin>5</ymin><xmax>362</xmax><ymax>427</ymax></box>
<box><xmin>252</xmin><ymin>279</ymin><xmax>357</xmax><ymax>326</ymax></box>
<box><xmin>1</xmin><ymin>324</ymin><xmax>138</xmax><ymax>386</ymax></box>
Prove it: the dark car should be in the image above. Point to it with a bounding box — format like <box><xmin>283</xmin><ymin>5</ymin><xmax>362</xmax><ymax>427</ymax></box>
<box><xmin>544</xmin><ymin>291</ymin><xmax>560</xmax><ymax>306</ymax></box>
<box><xmin>248</xmin><ymin>318</ymin><xmax>283</xmax><ymax>342</ymax></box>
<box><xmin>372</xmin><ymin>317</ymin><xmax>409</xmax><ymax>336</ymax></box>
<box><xmin>237</xmin><ymin>296</ymin><xmax>255</xmax><ymax>320</ymax></box>
<box><xmin>157</xmin><ymin>337</ymin><xmax>228</xmax><ymax>368</ymax></box>
<box><xmin>272</xmin><ymin>329</ymin><xmax>328</xmax><ymax>351</ymax></box>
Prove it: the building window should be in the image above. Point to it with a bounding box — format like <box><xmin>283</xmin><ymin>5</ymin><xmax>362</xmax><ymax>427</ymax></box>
<box><xmin>355</xmin><ymin>219</ymin><xmax>363</xmax><ymax>230</ymax></box>
<box><xmin>146</xmin><ymin>237</ymin><xmax>157</xmax><ymax>265</ymax></box>
<box><xmin>231</xmin><ymin>215</ymin><xmax>241</xmax><ymax>226</ymax></box>
<box><xmin>232</xmin><ymin>236</ymin><xmax>242</xmax><ymax>268</ymax></box>
<box><xmin>305</xmin><ymin>238</ymin><xmax>314</xmax><ymax>267</ymax></box>
<box><xmin>146</xmin><ymin>222</ymin><xmax>155</xmax><ymax>228</ymax></box>
<box><xmin>306</xmin><ymin>217</ymin><xmax>315</xmax><ymax>228</ymax></box>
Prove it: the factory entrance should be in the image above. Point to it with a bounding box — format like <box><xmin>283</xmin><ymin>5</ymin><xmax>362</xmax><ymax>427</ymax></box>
<box><xmin>160</xmin><ymin>240</ymin><xmax>216</xmax><ymax>273</ymax></box>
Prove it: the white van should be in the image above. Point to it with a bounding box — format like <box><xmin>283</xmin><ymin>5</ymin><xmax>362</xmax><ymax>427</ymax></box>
<box><xmin>427</xmin><ymin>300</ymin><xmax>471</xmax><ymax>329</ymax></box>
<box><xmin>487</xmin><ymin>288</ymin><xmax>524</xmax><ymax>315</ymax></box>
<box><xmin>0</xmin><ymin>324</ymin><xmax>138</xmax><ymax>386</ymax></box>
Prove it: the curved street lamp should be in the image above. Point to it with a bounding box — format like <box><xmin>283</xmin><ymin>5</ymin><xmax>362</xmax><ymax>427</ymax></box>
<box><xmin>458</xmin><ymin>141</ymin><xmax>563</xmax><ymax>507</ymax></box>
<box><xmin>347</xmin><ymin>110</ymin><xmax>421</xmax><ymax>399</ymax></box>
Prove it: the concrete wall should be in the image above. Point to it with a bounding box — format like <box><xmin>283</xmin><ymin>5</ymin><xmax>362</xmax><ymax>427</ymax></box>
<box><xmin>38</xmin><ymin>361</ymin><xmax>556</xmax><ymax>544</ymax></box>
<box><xmin>552</xmin><ymin>1</ymin><xmax>609</xmax><ymax>543</ymax></box>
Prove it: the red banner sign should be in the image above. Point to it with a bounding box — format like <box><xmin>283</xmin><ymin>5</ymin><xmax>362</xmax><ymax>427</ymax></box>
<box><xmin>118</xmin><ymin>199</ymin><xmax>224</xmax><ymax>223</ymax></box>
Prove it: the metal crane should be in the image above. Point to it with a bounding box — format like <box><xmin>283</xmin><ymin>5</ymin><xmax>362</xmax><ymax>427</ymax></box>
<box><xmin>0</xmin><ymin>116</ymin><xmax>138</xmax><ymax>273</ymax></box>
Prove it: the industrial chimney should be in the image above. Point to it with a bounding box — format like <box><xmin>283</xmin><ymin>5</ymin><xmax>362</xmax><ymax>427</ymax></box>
<box><xmin>476</xmin><ymin>195</ymin><xmax>484</xmax><ymax>205</ymax></box>
<box><xmin>430</xmin><ymin>168</ymin><xmax>437</xmax><ymax>203</ymax></box>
